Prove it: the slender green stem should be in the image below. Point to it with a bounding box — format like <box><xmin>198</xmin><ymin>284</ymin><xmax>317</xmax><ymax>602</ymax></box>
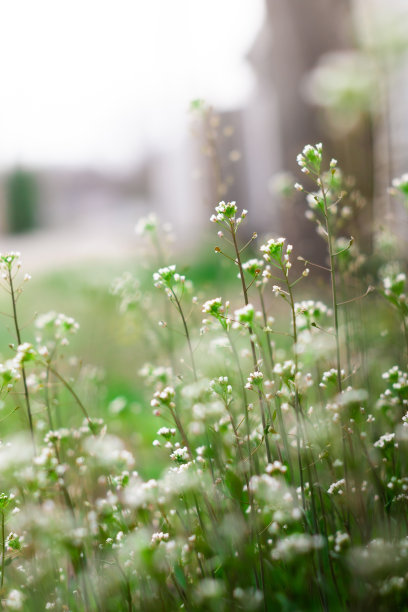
<box><xmin>258</xmin><ymin>288</ymin><xmax>294</xmax><ymax>475</ymax></box>
<box><xmin>44</xmin><ymin>362</ymin><xmax>93</xmax><ymax>428</ymax></box>
<box><xmin>44</xmin><ymin>364</ymin><xmax>55</xmax><ymax>431</ymax></box>
<box><xmin>320</xmin><ymin>178</ymin><xmax>350</xmax><ymax>529</ymax></box>
<box><xmin>8</xmin><ymin>269</ymin><xmax>36</xmax><ymax>452</ymax></box>
<box><xmin>230</xmin><ymin>220</ymin><xmax>272</xmax><ymax>463</ymax></box>
<box><xmin>170</xmin><ymin>288</ymin><xmax>197</xmax><ymax>382</ymax></box>
<box><xmin>1</xmin><ymin>511</ymin><xmax>5</xmax><ymax>588</ymax></box>
<box><xmin>226</xmin><ymin>330</ymin><xmax>255</xmax><ymax>477</ymax></box>
<box><xmin>281</xmin><ymin>262</ymin><xmax>325</xmax><ymax>537</ymax></box>
<box><xmin>320</xmin><ymin>182</ymin><xmax>342</xmax><ymax>393</ymax></box>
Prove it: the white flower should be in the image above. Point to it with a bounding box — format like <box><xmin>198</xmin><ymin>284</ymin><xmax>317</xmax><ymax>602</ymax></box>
<box><xmin>170</xmin><ymin>446</ymin><xmax>189</xmax><ymax>463</ymax></box>
<box><xmin>5</xmin><ymin>589</ymin><xmax>25</xmax><ymax>610</ymax></box>
<box><xmin>234</xmin><ymin>303</ymin><xmax>254</xmax><ymax>325</ymax></box>
<box><xmin>374</xmin><ymin>432</ymin><xmax>396</xmax><ymax>449</ymax></box>
<box><xmin>328</xmin><ymin>479</ymin><xmax>346</xmax><ymax>495</ymax></box>
<box><xmin>151</xmin><ymin>531</ymin><xmax>169</xmax><ymax>545</ymax></box>
<box><xmin>135</xmin><ymin>214</ymin><xmax>158</xmax><ymax>235</ymax></box>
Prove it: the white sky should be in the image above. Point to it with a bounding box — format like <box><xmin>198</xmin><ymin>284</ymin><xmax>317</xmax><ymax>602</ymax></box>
<box><xmin>0</xmin><ymin>0</ymin><xmax>264</xmax><ymax>170</ymax></box>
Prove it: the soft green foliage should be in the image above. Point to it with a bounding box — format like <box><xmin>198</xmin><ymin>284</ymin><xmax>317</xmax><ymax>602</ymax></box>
<box><xmin>0</xmin><ymin>146</ymin><xmax>407</xmax><ymax>611</ymax></box>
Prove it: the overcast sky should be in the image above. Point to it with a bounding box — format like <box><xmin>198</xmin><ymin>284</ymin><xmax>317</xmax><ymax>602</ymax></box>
<box><xmin>0</xmin><ymin>0</ymin><xmax>264</xmax><ymax>170</ymax></box>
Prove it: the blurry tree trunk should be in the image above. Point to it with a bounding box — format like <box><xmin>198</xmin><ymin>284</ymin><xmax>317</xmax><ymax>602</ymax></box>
<box><xmin>262</xmin><ymin>0</ymin><xmax>374</xmax><ymax>257</ymax></box>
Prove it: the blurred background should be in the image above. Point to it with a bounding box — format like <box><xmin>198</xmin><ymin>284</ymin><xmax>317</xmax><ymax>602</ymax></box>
<box><xmin>1</xmin><ymin>0</ymin><xmax>408</xmax><ymax>268</ymax></box>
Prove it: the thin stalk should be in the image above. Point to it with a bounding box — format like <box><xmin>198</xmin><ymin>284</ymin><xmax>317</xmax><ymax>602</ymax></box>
<box><xmin>114</xmin><ymin>554</ymin><xmax>133</xmax><ymax>612</ymax></box>
<box><xmin>1</xmin><ymin>511</ymin><xmax>5</xmax><ymax>588</ymax></box>
<box><xmin>44</xmin><ymin>365</ymin><xmax>55</xmax><ymax>431</ymax></box>
<box><xmin>320</xmin><ymin>179</ymin><xmax>350</xmax><ymax>530</ymax></box>
<box><xmin>279</xmin><ymin>261</ymin><xmax>307</xmax><ymax>512</ymax></box>
<box><xmin>226</xmin><ymin>329</ymin><xmax>255</xmax><ymax>477</ymax></box>
<box><xmin>169</xmin><ymin>405</ymin><xmax>192</xmax><ymax>456</ymax></box>
<box><xmin>8</xmin><ymin>270</ymin><xmax>35</xmax><ymax>452</ymax></box>
<box><xmin>170</xmin><ymin>288</ymin><xmax>197</xmax><ymax>382</ymax></box>
<box><xmin>223</xmin><ymin>222</ymin><xmax>270</xmax><ymax>600</ymax></box>
<box><xmin>230</xmin><ymin>220</ymin><xmax>272</xmax><ymax>463</ymax></box>
<box><xmin>281</xmin><ymin>261</ymin><xmax>332</xmax><ymax>599</ymax></box>
<box><xmin>259</xmin><ymin>287</ymin><xmax>294</xmax><ymax>477</ymax></box>
<box><xmin>45</xmin><ymin>363</ymin><xmax>93</xmax><ymax>428</ymax></box>
<box><xmin>258</xmin><ymin>289</ymin><xmax>274</xmax><ymax>370</ymax></box>
<box><xmin>320</xmin><ymin>183</ymin><xmax>342</xmax><ymax>391</ymax></box>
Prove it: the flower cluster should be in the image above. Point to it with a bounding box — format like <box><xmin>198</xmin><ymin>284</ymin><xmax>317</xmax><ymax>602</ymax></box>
<box><xmin>210</xmin><ymin>201</ymin><xmax>248</xmax><ymax>227</ymax></box>
<box><xmin>296</xmin><ymin>143</ymin><xmax>323</xmax><ymax>175</ymax></box>
<box><xmin>151</xmin><ymin>386</ymin><xmax>176</xmax><ymax>410</ymax></box>
<box><xmin>245</xmin><ymin>370</ymin><xmax>264</xmax><ymax>390</ymax></box>
<box><xmin>153</xmin><ymin>265</ymin><xmax>184</xmax><ymax>289</ymax></box>
<box><xmin>234</xmin><ymin>303</ymin><xmax>254</xmax><ymax>326</ymax></box>
<box><xmin>260</xmin><ymin>237</ymin><xmax>286</xmax><ymax>264</ymax></box>
<box><xmin>0</xmin><ymin>251</ymin><xmax>21</xmax><ymax>275</ymax></box>
<box><xmin>295</xmin><ymin>300</ymin><xmax>330</xmax><ymax>331</ymax></box>
<box><xmin>242</xmin><ymin>258</ymin><xmax>264</xmax><ymax>278</ymax></box>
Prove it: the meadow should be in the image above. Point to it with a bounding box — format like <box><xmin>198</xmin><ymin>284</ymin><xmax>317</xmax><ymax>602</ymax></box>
<box><xmin>0</xmin><ymin>143</ymin><xmax>407</xmax><ymax>611</ymax></box>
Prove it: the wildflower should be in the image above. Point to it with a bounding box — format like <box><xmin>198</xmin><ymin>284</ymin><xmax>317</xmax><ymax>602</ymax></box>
<box><xmin>210</xmin><ymin>201</ymin><xmax>237</xmax><ymax>223</ymax></box>
<box><xmin>151</xmin><ymin>531</ymin><xmax>170</xmax><ymax>545</ymax></box>
<box><xmin>153</xmin><ymin>265</ymin><xmax>186</xmax><ymax>291</ymax></box>
<box><xmin>157</xmin><ymin>427</ymin><xmax>176</xmax><ymax>440</ymax></box>
<box><xmin>234</xmin><ymin>303</ymin><xmax>254</xmax><ymax>325</ymax></box>
<box><xmin>202</xmin><ymin>297</ymin><xmax>224</xmax><ymax>316</ymax></box>
<box><xmin>242</xmin><ymin>258</ymin><xmax>264</xmax><ymax>278</ymax></box>
<box><xmin>135</xmin><ymin>213</ymin><xmax>158</xmax><ymax>235</ymax></box>
<box><xmin>333</xmin><ymin>531</ymin><xmax>350</xmax><ymax>553</ymax></box>
<box><xmin>170</xmin><ymin>446</ymin><xmax>189</xmax><ymax>463</ymax></box>
<box><xmin>245</xmin><ymin>371</ymin><xmax>264</xmax><ymax>390</ymax></box>
<box><xmin>151</xmin><ymin>386</ymin><xmax>176</xmax><ymax>409</ymax></box>
<box><xmin>328</xmin><ymin>479</ymin><xmax>346</xmax><ymax>495</ymax></box>
<box><xmin>274</xmin><ymin>360</ymin><xmax>296</xmax><ymax>381</ymax></box>
<box><xmin>260</xmin><ymin>237</ymin><xmax>285</xmax><ymax>263</ymax></box>
<box><xmin>383</xmin><ymin>272</ymin><xmax>406</xmax><ymax>298</ymax></box>
<box><xmin>265</xmin><ymin>461</ymin><xmax>287</xmax><ymax>475</ymax></box>
<box><xmin>296</xmin><ymin>143</ymin><xmax>323</xmax><ymax>175</ymax></box>
<box><xmin>0</xmin><ymin>359</ymin><xmax>21</xmax><ymax>389</ymax></box>
<box><xmin>15</xmin><ymin>343</ymin><xmax>36</xmax><ymax>365</ymax></box>
<box><xmin>0</xmin><ymin>252</ymin><xmax>21</xmax><ymax>275</ymax></box>
<box><xmin>272</xmin><ymin>533</ymin><xmax>324</xmax><ymax>561</ymax></box>
<box><xmin>5</xmin><ymin>589</ymin><xmax>25</xmax><ymax>610</ymax></box>
<box><xmin>374</xmin><ymin>432</ymin><xmax>397</xmax><ymax>450</ymax></box>
<box><xmin>5</xmin><ymin>531</ymin><xmax>22</xmax><ymax>551</ymax></box>
<box><xmin>54</xmin><ymin>314</ymin><xmax>80</xmax><ymax>336</ymax></box>
<box><xmin>320</xmin><ymin>368</ymin><xmax>345</xmax><ymax>388</ymax></box>
<box><xmin>210</xmin><ymin>376</ymin><xmax>232</xmax><ymax>401</ymax></box>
